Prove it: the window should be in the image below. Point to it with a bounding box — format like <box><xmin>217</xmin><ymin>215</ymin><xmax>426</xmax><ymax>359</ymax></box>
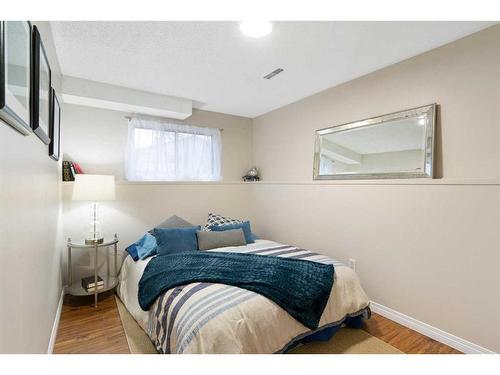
<box><xmin>125</xmin><ymin>117</ymin><xmax>221</xmax><ymax>181</ymax></box>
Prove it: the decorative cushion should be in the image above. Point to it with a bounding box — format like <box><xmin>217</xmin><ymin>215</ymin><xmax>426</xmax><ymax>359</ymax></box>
<box><xmin>154</xmin><ymin>226</ymin><xmax>201</xmax><ymax>256</ymax></box>
<box><xmin>197</xmin><ymin>228</ymin><xmax>246</xmax><ymax>250</ymax></box>
<box><xmin>209</xmin><ymin>221</ymin><xmax>255</xmax><ymax>244</ymax></box>
<box><xmin>149</xmin><ymin>215</ymin><xmax>194</xmax><ymax>235</ymax></box>
<box><xmin>203</xmin><ymin>212</ymin><xmax>242</xmax><ymax>231</ymax></box>
<box><xmin>125</xmin><ymin>243</ymin><xmax>140</xmax><ymax>261</ymax></box>
<box><xmin>126</xmin><ymin>233</ymin><xmax>158</xmax><ymax>261</ymax></box>
<box><xmin>136</xmin><ymin>233</ymin><xmax>158</xmax><ymax>260</ymax></box>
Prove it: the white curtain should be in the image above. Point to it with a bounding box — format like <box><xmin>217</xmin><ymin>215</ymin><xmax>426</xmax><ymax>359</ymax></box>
<box><xmin>125</xmin><ymin>116</ymin><xmax>222</xmax><ymax>181</ymax></box>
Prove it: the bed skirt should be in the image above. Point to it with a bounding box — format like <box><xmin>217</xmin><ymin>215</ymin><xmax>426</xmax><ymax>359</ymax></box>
<box><xmin>279</xmin><ymin>306</ymin><xmax>371</xmax><ymax>353</ymax></box>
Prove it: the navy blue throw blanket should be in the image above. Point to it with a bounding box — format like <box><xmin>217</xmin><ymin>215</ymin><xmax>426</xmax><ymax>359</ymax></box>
<box><xmin>138</xmin><ymin>251</ymin><xmax>335</xmax><ymax>330</ymax></box>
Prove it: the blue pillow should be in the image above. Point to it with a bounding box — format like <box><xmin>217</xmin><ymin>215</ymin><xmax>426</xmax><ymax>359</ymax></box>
<box><xmin>154</xmin><ymin>226</ymin><xmax>201</xmax><ymax>256</ymax></box>
<box><xmin>209</xmin><ymin>221</ymin><xmax>255</xmax><ymax>244</ymax></box>
<box><xmin>126</xmin><ymin>233</ymin><xmax>158</xmax><ymax>261</ymax></box>
<box><xmin>125</xmin><ymin>243</ymin><xmax>140</xmax><ymax>261</ymax></box>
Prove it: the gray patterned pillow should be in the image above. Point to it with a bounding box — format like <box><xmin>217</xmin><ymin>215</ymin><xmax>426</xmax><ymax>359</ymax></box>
<box><xmin>203</xmin><ymin>213</ymin><xmax>242</xmax><ymax>231</ymax></box>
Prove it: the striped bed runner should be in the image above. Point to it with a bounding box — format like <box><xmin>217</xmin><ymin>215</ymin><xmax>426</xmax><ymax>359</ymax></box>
<box><xmin>147</xmin><ymin>243</ymin><xmax>344</xmax><ymax>353</ymax></box>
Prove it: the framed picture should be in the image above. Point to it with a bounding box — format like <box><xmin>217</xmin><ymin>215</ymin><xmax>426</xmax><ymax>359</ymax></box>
<box><xmin>0</xmin><ymin>21</ymin><xmax>32</xmax><ymax>135</ymax></box>
<box><xmin>31</xmin><ymin>25</ymin><xmax>51</xmax><ymax>144</ymax></box>
<box><xmin>49</xmin><ymin>88</ymin><xmax>60</xmax><ymax>161</ymax></box>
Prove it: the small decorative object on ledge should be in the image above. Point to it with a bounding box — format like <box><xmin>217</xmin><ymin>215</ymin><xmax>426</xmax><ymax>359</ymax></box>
<box><xmin>62</xmin><ymin>161</ymin><xmax>74</xmax><ymax>181</ymax></box>
<box><xmin>242</xmin><ymin>166</ymin><xmax>260</xmax><ymax>182</ymax></box>
<box><xmin>62</xmin><ymin>160</ymin><xmax>84</xmax><ymax>181</ymax></box>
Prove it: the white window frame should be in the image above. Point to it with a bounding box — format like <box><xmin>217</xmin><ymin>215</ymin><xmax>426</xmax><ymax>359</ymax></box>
<box><xmin>125</xmin><ymin>116</ymin><xmax>222</xmax><ymax>182</ymax></box>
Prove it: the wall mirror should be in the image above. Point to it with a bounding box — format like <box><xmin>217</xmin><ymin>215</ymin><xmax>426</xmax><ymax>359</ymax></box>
<box><xmin>313</xmin><ymin>104</ymin><xmax>436</xmax><ymax>180</ymax></box>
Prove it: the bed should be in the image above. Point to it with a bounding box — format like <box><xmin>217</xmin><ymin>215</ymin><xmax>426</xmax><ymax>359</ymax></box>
<box><xmin>117</xmin><ymin>239</ymin><xmax>370</xmax><ymax>354</ymax></box>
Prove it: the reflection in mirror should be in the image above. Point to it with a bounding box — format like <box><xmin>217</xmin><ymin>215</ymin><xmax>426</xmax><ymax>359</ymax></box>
<box><xmin>313</xmin><ymin>104</ymin><xmax>436</xmax><ymax>179</ymax></box>
<box><xmin>6</xmin><ymin>22</ymin><xmax>30</xmax><ymax>115</ymax></box>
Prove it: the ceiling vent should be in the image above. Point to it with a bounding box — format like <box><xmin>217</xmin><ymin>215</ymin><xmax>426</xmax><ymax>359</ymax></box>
<box><xmin>263</xmin><ymin>68</ymin><xmax>284</xmax><ymax>80</ymax></box>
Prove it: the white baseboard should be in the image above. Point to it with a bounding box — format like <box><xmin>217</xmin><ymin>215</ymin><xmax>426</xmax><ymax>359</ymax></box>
<box><xmin>47</xmin><ymin>287</ymin><xmax>66</xmax><ymax>354</ymax></box>
<box><xmin>370</xmin><ymin>301</ymin><xmax>495</xmax><ymax>354</ymax></box>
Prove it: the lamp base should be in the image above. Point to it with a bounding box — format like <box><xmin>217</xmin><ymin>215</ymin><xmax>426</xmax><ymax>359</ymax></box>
<box><xmin>85</xmin><ymin>238</ymin><xmax>104</xmax><ymax>245</ymax></box>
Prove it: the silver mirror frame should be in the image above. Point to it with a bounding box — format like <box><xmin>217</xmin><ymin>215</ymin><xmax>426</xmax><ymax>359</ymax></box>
<box><xmin>313</xmin><ymin>104</ymin><xmax>437</xmax><ymax>180</ymax></box>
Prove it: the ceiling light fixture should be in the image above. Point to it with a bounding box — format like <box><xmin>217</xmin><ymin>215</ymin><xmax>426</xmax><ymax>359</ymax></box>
<box><xmin>240</xmin><ymin>21</ymin><xmax>272</xmax><ymax>38</ymax></box>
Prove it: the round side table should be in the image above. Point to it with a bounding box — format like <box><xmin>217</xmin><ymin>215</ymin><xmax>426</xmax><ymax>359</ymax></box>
<box><xmin>67</xmin><ymin>234</ymin><xmax>119</xmax><ymax>308</ymax></box>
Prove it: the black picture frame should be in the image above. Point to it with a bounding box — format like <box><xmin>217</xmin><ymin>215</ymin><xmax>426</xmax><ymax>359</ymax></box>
<box><xmin>31</xmin><ymin>25</ymin><xmax>51</xmax><ymax>145</ymax></box>
<box><xmin>0</xmin><ymin>21</ymin><xmax>32</xmax><ymax>135</ymax></box>
<box><xmin>49</xmin><ymin>88</ymin><xmax>60</xmax><ymax>161</ymax></box>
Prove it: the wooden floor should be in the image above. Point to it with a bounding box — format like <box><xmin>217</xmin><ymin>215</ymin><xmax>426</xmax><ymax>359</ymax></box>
<box><xmin>54</xmin><ymin>295</ymin><xmax>130</xmax><ymax>354</ymax></box>
<box><xmin>363</xmin><ymin>311</ymin><xmax>461</xmax><ymax>354</ymax></box>
<box><xmin>54</xmin><ymin>295</ymin><xmax>461</xmax><ymax>354</ymax></box>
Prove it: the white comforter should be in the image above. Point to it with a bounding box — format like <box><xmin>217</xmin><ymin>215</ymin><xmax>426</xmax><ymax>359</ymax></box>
<box><xmin>117</xmin><ymin>239</ymin><xmax>370</xmax><ymax>354</ymax></box>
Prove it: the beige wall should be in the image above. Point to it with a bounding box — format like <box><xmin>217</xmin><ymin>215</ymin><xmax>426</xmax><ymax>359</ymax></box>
<box><xmin>254</xmin><ymin>26</ymin><xmax>500</xmax><ymax>181</ymax></box>
<box><xmin>63</xmin><ymin>104</ymin><xmax>253</xmax><ymax>181</ymax></box>
<box><xmin>0</xmin><ymin>21</ymin><xmax>63</xmax><ymax>353</ymax></box>
<box><xmin>62</xmin><ymin>182</ymin><xmax>253</xmax><ymax>284</ymax></box>
<box><xmin>61</xmin><ymin>104</ymin><xmax>254</xmax><ymax>283</ymax></box>
<box><xmin>251</xmin><ymin>25</ymin><xmax>500</xmax><ymax>352</ymax></box>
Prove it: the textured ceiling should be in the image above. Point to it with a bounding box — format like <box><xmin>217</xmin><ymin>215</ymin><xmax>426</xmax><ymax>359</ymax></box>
<box><xmin>50</xmin><ymin>21</ymin><xmax>495</xmax><ymax>118</ymax></box>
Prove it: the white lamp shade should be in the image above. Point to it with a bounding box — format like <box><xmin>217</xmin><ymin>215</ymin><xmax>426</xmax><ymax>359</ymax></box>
<box><xmin>72</xmin><ymin>174</ymin><xmax>116</xmax><ymax>201</ymax></box>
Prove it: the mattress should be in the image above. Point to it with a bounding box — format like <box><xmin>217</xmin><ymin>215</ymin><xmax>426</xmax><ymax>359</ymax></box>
<box><xmin>117</xmin><ymin>239</ymin><xmax>370</xmax><ymax>353</ymax></box>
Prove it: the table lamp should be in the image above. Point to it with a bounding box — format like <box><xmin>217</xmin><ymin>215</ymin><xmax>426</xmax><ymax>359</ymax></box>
<box><xmin>72</xmin><ymin>174</ymin><xmax>116</xmax><ymax>245</ymax></box>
